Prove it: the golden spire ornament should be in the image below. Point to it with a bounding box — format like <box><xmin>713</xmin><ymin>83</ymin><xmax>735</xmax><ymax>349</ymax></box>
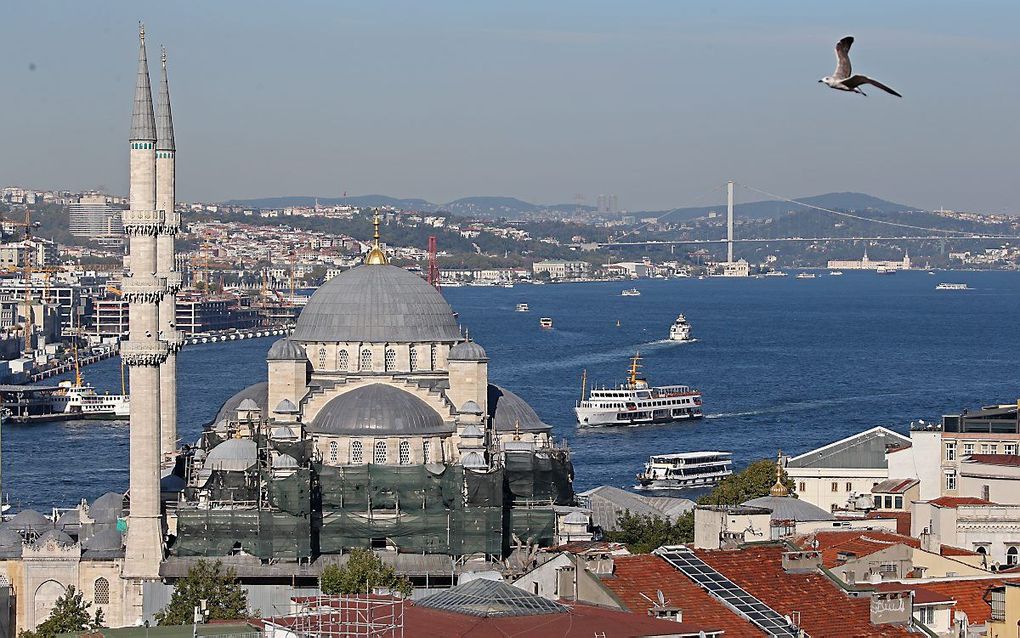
<box><xmin>364</xmin><ymin>210</ymin><xmax>388</xmax><ymax>265</ymax></box>
<box><xmin>769</xmin><ymin>449</ymin><xmax>789</xmax><ymax>497</ymax></box>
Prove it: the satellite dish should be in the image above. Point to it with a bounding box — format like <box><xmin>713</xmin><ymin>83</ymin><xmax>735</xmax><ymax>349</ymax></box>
<box><xmin>657</xmin><ymin>589</ymin><xmax>666</xmax><ymax>606</ymax></box>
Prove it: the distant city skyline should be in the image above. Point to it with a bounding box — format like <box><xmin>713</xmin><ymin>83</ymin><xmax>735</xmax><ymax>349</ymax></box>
<box><xmin>1</xmin><ymin>1</ymin><xmax>1017</xmax><ymax>213</ymax></box>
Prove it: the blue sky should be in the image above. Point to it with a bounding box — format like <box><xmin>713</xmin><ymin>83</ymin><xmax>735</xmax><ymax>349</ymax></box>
<box><xmin>2</xmin><ymin>1</ymin><xmax>1017</xmax><ymax>212</ymax></box>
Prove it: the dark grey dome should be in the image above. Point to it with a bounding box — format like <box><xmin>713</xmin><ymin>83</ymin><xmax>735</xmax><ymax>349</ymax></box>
<box><xmin>267</xmin><ymin>338</ymin><xmax>306</xmax><ymax>361</ymax></box>
<box><xmin>308</xmin><ymin>384</ymin><xmax>452</xmax><ymax>436</ymax></box>
<box><xmin>90</xmin><ymin>493</ymin><xmax>125</xmax><ymax>523</ymax></box>
<box><xmin>56</xmin><ymin>509</ymin><xmax>81</xmax><ymax>531</ymax></box>
<box><xmin>6</xmin><ymin>509</ymin><xmax>52</xmax><ymax>533</ymax></box>
<box><xmin>82</xmin><ymin>527</ymin><xmax>123</xmax><ymax>551</ymax></box>
<box><xmin>487</xmin><ymin>385</ymin><xmax>550</xmax><ymax>433</ymax></box>
<box><xmin>35</xmin><ymin>529</ymin><xmax>74</xmax><ymax>548</ymax></box>
<box><xmin>212</xmin><ymin>382</ymin><xmax>268</xmax><ymax>424</ymax></box>
<box><xmin>291</xmin><ymin>265</ymin><xmax>460</xmax><ymax>343</ymax></box>
<box><xmin>449</xmin><ymin>341</ymin><xmax>487</xmax><ymax>361</ymax></box>
<box><xmin>0</xmin><ymin>528</ymin><xmax>22</xmax><ymax>558</ymax></box>
<box><xmin>742</xmin><ymin>495</ymin><xmax>835</xmax><ymax>522</ymax></box>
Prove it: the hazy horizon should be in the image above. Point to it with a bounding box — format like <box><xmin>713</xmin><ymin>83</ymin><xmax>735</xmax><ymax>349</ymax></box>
<box><xmin>2</xmin><ymin>1</ymin><xmax>1017</xmax><ymax>213</ymax></box>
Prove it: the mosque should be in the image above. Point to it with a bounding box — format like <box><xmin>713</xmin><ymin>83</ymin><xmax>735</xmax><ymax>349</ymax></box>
<box><xmin>0</xmin><ymin>27</ymin><xmax>578</xmax><ymax>632</ymax></box>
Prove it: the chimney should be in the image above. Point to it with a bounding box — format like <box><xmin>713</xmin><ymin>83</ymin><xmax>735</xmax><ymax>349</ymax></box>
<box><xmin>782</xmin><ymin>550</ymin><xmax>822</xmax><ymax>574</ymax></box>
<box><xmin>919</xmin><ymin>530</ymin><xmax>941</xmax><ymax>555</ymax></box>
<box><xmin>870</xmin><ymin>591</ymin><xmax>912</xmax><ymax>626</ymax></box>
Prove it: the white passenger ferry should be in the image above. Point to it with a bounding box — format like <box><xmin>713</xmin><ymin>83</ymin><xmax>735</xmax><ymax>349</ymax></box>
<box><xmin>574</xmin><ymin>353</ymin><xmax>702</xmax><ymax>427</ymax></box>
<box><xmin>936</xmin><ymin>283</ymin><xmax>970</xmax><ymax>291</ymax></box>
<box><xmin>795</xmin><ymin>272</ymin><xmax>816</xmax><ymax>279</ymax></box>
<box><xmin>621</xmin><ymin>288</ymin><xmax>641</xmax><ymax>297</ymax></box>
<box><xmin>516</xmin><ymin>303</ymin><xmax>529</xmax><ymax>312</ymax></box>
<box><xmin>668</xmin><ymin>314</ymin><xmax>693</xmax><ymax>343</ymax></box>
<box><xmin>635</xmin><ymin>451</ymin><xmax>733</xmax><ymax>490</ymax></box>
<box><xmin>48</xmin><ymin>380</ymin><xmax>129</xmax><ymax>419</ymax></box>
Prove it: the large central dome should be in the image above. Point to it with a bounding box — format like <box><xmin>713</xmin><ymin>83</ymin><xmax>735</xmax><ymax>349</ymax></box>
<box><xmin>291</xmin><ymin>264</ymin><xmax>461</xmax><ymax>343</ymax></box>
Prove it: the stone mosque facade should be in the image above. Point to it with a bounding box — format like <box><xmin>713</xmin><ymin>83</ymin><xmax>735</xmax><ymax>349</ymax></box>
<box><xmin>0</xmin><ymin>27</ymin><xmax>579</xmax><ymax>634</ymax></box>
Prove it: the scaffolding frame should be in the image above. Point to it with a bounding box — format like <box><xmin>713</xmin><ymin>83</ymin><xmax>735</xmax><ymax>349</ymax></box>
<box><xmin>271</xmin><ymin>595</ymin><xmax>404</xmax><ymax>638</ymax></box>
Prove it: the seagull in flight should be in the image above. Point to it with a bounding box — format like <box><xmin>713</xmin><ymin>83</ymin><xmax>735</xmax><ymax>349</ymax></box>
<box><xmin>819</xmin><ymin>36</ymin><xmax>902</xmax><ymax>97</ymax></box>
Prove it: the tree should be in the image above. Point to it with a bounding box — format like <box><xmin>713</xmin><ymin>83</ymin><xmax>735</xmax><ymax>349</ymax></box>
<box><xmin>154</xmin><ymin>560</ymin><xmax>249</xmax><ymax>625</ymax></box>
<box><xmin>19</xmin><ymin>586</ymin><xmax>103</xmax><ymax>638</ymax></box>
<box><xmin>605</xmin><ymin>511</ymin><xmax>695</xmax><ymax>554</ymax></box>
<box><xmin>320</xmin><ymin>549</ymin><xmax>412</xmax><ymax>597</ymax></box>
<box><xmin>699</xmin><ymin>458</ymin><xmax>796</xmax><ymax>506</ymax></box>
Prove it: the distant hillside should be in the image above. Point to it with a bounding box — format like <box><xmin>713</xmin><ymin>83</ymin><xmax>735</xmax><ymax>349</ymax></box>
<box><xmin>225</xmin><ymin>195</ymin><xmax>437</xmax><ymax>211</ymax></box>
<box><xmin>440</xmin><ymin>196</ymin><xmax>541</xmax><ymax>217</ymax></box>
<box><xmin>656</xmin><ymin>192</ymin><xmax>918</xmax><ymax>223</ymax></box>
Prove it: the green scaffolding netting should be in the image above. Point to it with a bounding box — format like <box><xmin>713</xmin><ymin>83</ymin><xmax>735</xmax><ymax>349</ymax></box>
<box><xmin>173</xmin><ymin>510</ymin><xmax>312</xmax><ymax>560</ymax></box>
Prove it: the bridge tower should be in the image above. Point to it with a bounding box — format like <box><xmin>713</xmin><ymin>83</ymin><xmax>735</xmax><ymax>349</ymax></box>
<box><xmin>727</xmin><ymin>180</ymin><xmax>734</xmax><ymax>263</ymax></box>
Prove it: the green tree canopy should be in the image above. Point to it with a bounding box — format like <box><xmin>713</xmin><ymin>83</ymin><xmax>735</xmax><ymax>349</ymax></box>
<box><xmin>604</xmin><ymin>510</ymin><xmax>695</xmax><ymax>554</ymax></box>
<box><xmin>320</xmin><ymin>549</ymin><xmax>412</xmax><ymax>597</ymax></box>
<box><xmin>19</xmin><ymin>586</ymin><xmax>103</xmax><ymax>638</ymax></box>
<box><xmin>154</xmin><ymin>560</ymin><xmax>249</xmax><ymax>626</ymax></box>
<box><xmin>698</xmin><ymin>458</ymin><xmax>796</xmax><ymax>506</ymax></box>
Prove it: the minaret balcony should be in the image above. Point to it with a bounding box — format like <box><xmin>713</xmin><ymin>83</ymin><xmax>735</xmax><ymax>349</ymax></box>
<box><xmin>122</xmin><ymin>275</ymin><xmax>167</xmax><ymax>303</ymax></box>
<box><xmin>163</xmin><ymin>272</ymin><xmax>183</xmax><ymax>293</ymax></box>
<box><xmin>123</xmin><ymin>209</ymin><xmax>165</xmax><ymax>235</ymax></box>
<box><xmin>160</xmin><ymin>211</ymin><xmax>182</xmax><ymax>234</ymax></box>
<box><xmin>161</xmin><ymin>329</ymin><xmax>187</xmax><ymax>352</ymax></box>
<box><xmin>121</xmin><ymin>340</ymin><xmax>169</xmax><ymax>367</ymax></box>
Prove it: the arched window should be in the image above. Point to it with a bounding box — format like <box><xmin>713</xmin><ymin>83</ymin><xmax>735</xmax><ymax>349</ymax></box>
<box><xmin>430</xmin><ymin>344</ymin><xmax>438</xmax><ymax>370</ymax></box>
<box><xmin>328</xmin><ymin>441</ymin><xmax>338</xmax><ymax>465</ymax></box>
<box><xmin>374</xmin><ymin>440</ymin><xmax>387</xmax><ymax>464</ymax></box>
<box><xmin>1009</xmin><ymin>547</ymin><xmax>1019</xmax><ymax>566</ymax></box>
<box><xmin>360</xmin><ymin>348</ymin><xmax>373</xmax><ymax>371</ymax></box>
<box><xmin>318</xmin><ymin>347</ymin><xmax>327</xmax><ymax>368</ymax></box>
<box><xmin>338</xmin><ymin>349</ymin><xmax>350</xmax><ymax>371</ymax></box>
<box><xmin>399</xmin><ymin>441</ymin><xmax>410</xmax><ymax>465</ymax></box>
<box><xmin>409</xmin><ymin>348</ymin><xmax>418</xmax><ymax>371</ymax></box>
<box><xmin>976</xmin><ymin>546</ymin><xmax>987</xmax><ymax>555</ymax></box>
<box><xmin>385</xmin><ymin>348</ymin><xmax>397</xmax><ymax>372</ymax></box>
<box><xmin>94</xmin><ymin>577</ymin><xmax>110</xmax><ymax>605</ymax></box>
<box><xmin>351</xmin><ymin>440</ymin><xmax>364</xmax><ymax>464</ymax></box>
<box><xmin>423</xmin><ymin>439</ymin><xmax>431</xmax><ymax>464</ymax></box>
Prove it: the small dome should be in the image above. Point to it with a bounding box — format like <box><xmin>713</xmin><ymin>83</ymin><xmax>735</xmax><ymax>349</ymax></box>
<box><xmin>161</xmin><ymin>474</ymin><xmax>186</xmax><ymax>493</ymax></box>
<box><xmin>275</xmin><ymin>399</ymin><xmax>300</xmax><ymax>414</ymax></box>
<box><xmin>82</xmin><ymin>527</ymin><xmax>123</xmax><ymax>552</ymax></box>
<box><xmin>267</xmin><ymin>338</ymin><xmax>307</xmax><ymax>361</ymax></box>
<box><xmin>0</xmin><ymin>528</ymin><xmax>23</xmax><ymax>548</ymax></box>
<box><xmin>449</xmin><ymin>341</ymin><xmax>487</xmax><ymax>361</ymax></box>
<box><xmin>205</xmin><ymin>439</ymin><xmax>258</xmax><ymax>472</ymax></box>
<box><xmin>291</xmin><ymin>265</ymin><xmax>461</xmax><ymax>343</ymax></box>
<box><xmin>56</xmin><ymin>509</ymin><xmax>81</xmax><ymax>531</ymax></box>
<box><xmin>6</xmin><ymin>509</ymin><xmax>52</xmax><ymax>533</ymax></box>
<box><xmin>211</xmin><ymin>382</ymin><xmax>268</xmax><ymax>425</ymax></box>
<box><xmin>90</xmin><ymin>493</ymin><xmax>125</xmax><ymax>523</ymax></box>
<box><xmin>460</xmin><ymin>424</ymin><xmax>485</xmax><ymax>438</ymax></box>
<box><xmin>35</xmin><ymin>529</ymin><xmax>74</xmax><ymax>548</ymax></box>
<box><xmin>461</xmin><ymin>451</ymin><xmax>487</xmax><ymax>469</ymax></box>
<box><xmin>564</xmin><ymin>511</ymin><xmax>589</xmax><ymax>525</ymax></box>
<box><xmin>270</xmin><ymin>425</ymin><xmax>298</xmax><ymax>439</ymax></box>
<box><xmin>742</xmin><ymin>495</ymin><xmax>835</xmax><ymax>522</ymax></box>
<box><xmin>487</xmin><ymin>385</ymin><xmax>550</xmax><ymax>433</ymax></box>
<box><xmin>273</xmin><ymin>453</ymin><xmax>298</xmax><ymax>469</ymax></box>
<box><xmin>237</xmin><ymin>398</ymin><xmax>261</xmax><ymax>411</ymax></box>
<box><xmin>459</xmin><ymin>400</ymin><xmax>483</xmax><ymax>415</ymax></box>
<box><xmin>308</xmin><ymin>384</ymin><xmax>452</xmax><ymax>436</ymax></box>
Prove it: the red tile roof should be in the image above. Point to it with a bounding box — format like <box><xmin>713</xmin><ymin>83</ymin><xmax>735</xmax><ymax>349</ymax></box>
<box><xmin>696</xmin><ymin>545</ymin><xmax>912</xmax><ymax>637</ymax></box>
<box><xmin>873</xmin><ymin>583</ymin><xmax>956</xmax><ymax>606</ymax></box>
<box><xmin>966</xmin><ymin>454</ymin><xmax>1020</xmax><ymax>467</ymax></box>
<box><xmin>797</xmin><ymin>529</ymin><xmax>978</xmax><ymax>566</ymax></box>
<box><xmin>265</xmin><ymin>599</ymin><xmax>716</xmax><ymax>638</ymax></box>
<box><xmin>602</xmin><ymin>555</ymin><xmax>762</xmax><ymax>637</ymax></box>
<box><xmin>915</xmin><ymin>578</ymin><xmax>1020</xmax><ymax>624</ymax></box>
<box><xmin>929</xmin><ymin>496</ymin><xmax>994</xmax><ymax>508</ymax></box>
<box><xmin>864</xmin><ymin>511</ymin><xmax>912</xmax><ymax>535</ymax></box>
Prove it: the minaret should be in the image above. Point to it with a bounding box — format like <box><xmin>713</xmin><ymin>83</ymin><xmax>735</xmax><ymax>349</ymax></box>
<box><xmin>121</xmin><ymin>23</ymin><xmax>167</xmax><ymax>579</ymax></box>
<box><xmin>156</xmin><ymin>46</ymin><xmax>182</xmax><ymax>462</ymax></box>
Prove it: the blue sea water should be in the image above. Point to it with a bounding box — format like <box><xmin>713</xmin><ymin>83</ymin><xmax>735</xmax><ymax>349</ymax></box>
<box><xmin>6</xmin><ymin>271</ymin><xmax>1020</xmax><ymax>510</ymax></box>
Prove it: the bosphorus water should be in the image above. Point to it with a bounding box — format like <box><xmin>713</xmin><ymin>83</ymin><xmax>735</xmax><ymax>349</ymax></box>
<box><xmin>7</xmin><ymin>270</ymin><xmax>1020</xmax><ymax>510</ymax></box>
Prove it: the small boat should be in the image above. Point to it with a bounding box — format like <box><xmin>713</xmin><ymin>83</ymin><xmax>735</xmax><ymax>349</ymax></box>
<box><xmin>876</xmin><ymin>266</ymin><xmax>896</xmax><ymax>275</ymax></box>
<box><xmin>539</xmin><ymin>317</ymin><xmax>553</xmax><ymax>329</ymax></box>
<box><xmin>928</xmin><ymin>271</ymin><xmax>936</xmax><ymax>275</ymax></box>
<box><xmin>668</xmin><ymin>314</ymin><xmax>694</xmax><ymax>343</ymax></box>
<box><xmin>515</xmin><ymin>303</ymin><xmax>529</xmax><ymax>312</ymax></box>
<box><xmin>829</xmin><ymin>271</ymin><xmax>844</xmax><ymax>276</ymax></box>
<box><xmin>636</xmin><ymin>451</ymin><xmax>733</xmax><ymax>490</ymax></box>
<box><xmin>795</xmin><ymin>273</ymin><xmax>816</xmax><ymax>279</ymax></box>
<box><xmin>621</xmin><ymin>288</ymin><xmax>641</xmax><ymax>297</ymax></box>
<box><xmin>764</xmin><ymin>271</ymin><xmax>787</xmax><ymax>277</ymax></box>
<box><xmin>502</xmin><ymin>283</ymin><xmax>514</xmax><ymax>288</ymax></box>
<box><xmin>936</xmin><ymin>283</ymin><xmax>970</xmax><ymax>290</ymax></box>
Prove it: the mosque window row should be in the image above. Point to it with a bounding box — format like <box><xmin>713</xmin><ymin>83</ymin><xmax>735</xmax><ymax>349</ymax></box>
<box><xmin>374</xmin><ymin>440</ymin><xmax>387</xmax><ymax>464</ymax></box>
<box><xmin>328</xmin><ymin>440</ymin><xmax>338</xmax><ymax>464</ymax></box>
<box><xmin>360</xmin><ymin>349</ymin><xmax>373</xmax><ymax>370</ymax></box>
<box><xmin>130</xmin><ymin>142</ymin><xmax>154</xmax><ymax>149</ymax></box>
<box><xmin>351</xmin><ymin>440</ymin><xmax>364</xmax><ymax>464</ymax></box>
<box><xmin>409</xmin><ymin>349</ymin><xmax>419</xmax><ymax>371</ymax></box>
<box><xmin>423</xmin><ymin>439</ymin><xmax>431</xmax><ymax>463</ymax></box>
<box><xmin>327</xmin><ymin>344</ymin><xmax>445</xmax><ymax>373</ymax></box>
<box><xmin>337</xmin><ymin>349</ymin><xmax>350</xmax><ymax>371</ymax></box>
<box><xmin>385</xmin><ymin>349</ymin><xmax>397</xmax><ymax>372</ymax></box>
<box><xmin>318</xmin><ymin>347</ymin><xmax>327</xmax><ymax>368</ymax></box>
<box><xmin>398</xmin><ymin>440</ymin><xmax>410</xmax><ymax>465</ymax></box>
<box><xmin>94</xmin><ymin>577</ymin><xmax>110</xmax><ymax>605</ymax></box>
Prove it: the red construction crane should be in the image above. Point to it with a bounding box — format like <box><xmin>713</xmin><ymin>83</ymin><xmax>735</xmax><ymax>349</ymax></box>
<box><xmin>427</xmin><ymin>236</ymin><xmax>441</xmax><ymax>290</ymax></box>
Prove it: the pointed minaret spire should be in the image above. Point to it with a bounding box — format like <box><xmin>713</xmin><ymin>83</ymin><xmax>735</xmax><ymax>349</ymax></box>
<box><xmin>131</xmin><ymin>22</ymin><xmax>157</xmax><ymax>141</ymax></box>
<box><xmin>156</xmin><ymin>45</ymin><xmax>175</xmax><ymax>151</ymax></box>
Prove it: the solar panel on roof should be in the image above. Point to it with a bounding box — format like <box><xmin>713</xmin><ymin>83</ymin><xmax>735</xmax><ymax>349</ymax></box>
<box><xmin>654</xmin><ymin>546</ymin><xmax>801</xmax><ymax>637</ymax></box>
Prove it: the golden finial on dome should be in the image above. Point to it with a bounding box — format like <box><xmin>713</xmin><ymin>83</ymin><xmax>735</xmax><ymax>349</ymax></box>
<box><xmin>364</xmin><ymin>210</ymin><xmax>388</xmax><ymax>265</ymax></box>
<box><xmin>770</xmin><ymin>449</ymin><xmax>789</xmax><ymax>497</ymax></box>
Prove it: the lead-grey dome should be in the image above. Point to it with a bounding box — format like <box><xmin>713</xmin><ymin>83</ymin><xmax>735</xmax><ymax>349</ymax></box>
<box><xmin>5</xmin><ymin>509</ymin><xmax>52</xmax><ymax>533</ymax></box>
<box><xmin>308</xmin><ymin>384</ymin><xmax>452</xmax><ymax>436</ymax></box>
<box><xmin>212</xmin><ymin>382</ymin><xmax>268</xmax><ymax>424</ymax></box>
<box><xmin>487</xmin><ymin>385</ymin><xmax>550</xmax><ymax>433</ymax></box>
<box><xmin>0</xmin><ymin>528</ymin><xmax>23</xmax><ymax>558</ymax></box>
<box><xmin>90</xmin><ymin>493</ymin><xmax>125</xmax><ymax>523</ymax></box>
<box><xmin>449</xmin><ymin>341</ymin><xmax>487</xmax><ymax>361</ymax></box>
<box><xmin>35</xmin><ymin>529</ymin><xmax>74</xmax><ymax>548</ymax></box>
<box><xmin>267</xmin><ymin>338</ymin><xmax>306</xmax><ymax>361</ymax></box>
<box><xmin>291</xmin><ymin>265</ymin><xmax>461</xmax><ymax>343</ymax></box>
<box><xmin>205</xmin><ymin>439</ymin><xmax>258</xmax><ymax>472</ymax></box>
<box><xmin>742</xmin><ymin>495</ymin><xmax>834</xmax><ymax>522</ymax></box>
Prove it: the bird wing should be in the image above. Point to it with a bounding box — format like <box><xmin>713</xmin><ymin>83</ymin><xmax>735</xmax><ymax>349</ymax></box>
<box><xmin>843</xmin><ymin>74</ymin><xmax>902</xmax><ymax>97</ymax></box>
<box><xmin>834</xmin><ymin>36</ymin><xmax>854</xmax><ymax>80</ymax></box>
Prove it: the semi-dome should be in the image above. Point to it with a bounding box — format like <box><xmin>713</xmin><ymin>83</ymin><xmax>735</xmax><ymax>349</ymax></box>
<box><xmin>291</xmin><ymin>265</ymin><xmax>461</xmax><ymax>343</ymax></box>
<box><xmin>742</xmin><ymin>495</ymin><xmax>835</xmax><ymax>522</ymax></box>
<box><xmin>205</xmin><ymin>439</ymin><xmax>258</xmax><ymax>472</ymax></box>
<box><xmin>308</xmin><ymin>384</ymin><xmax>452</xmax><ymax>436</ymax></box>
<box><xmin>449</xmin><ymin>341</ymin><xmax>487</xmax><ymax>361</ymax></box>
<box><xmin>487</xmin><ymin>385</ymin><xmax>550</xmax><ymax>433</ymax></box>
<box><xmin>267</xmin><ymin>338</ymin><xmax>306</xmax><ymax>361</ymax></box>
<box><xmin>212</xmin><ymin>382</ymin><xmax>268</xmax><ymax>425</ymax></box>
